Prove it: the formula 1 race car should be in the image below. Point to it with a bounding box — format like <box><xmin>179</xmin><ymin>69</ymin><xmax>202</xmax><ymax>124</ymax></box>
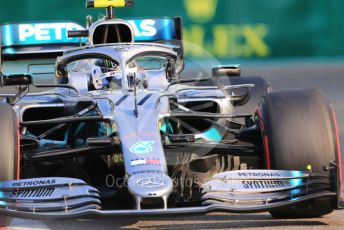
<box><xmin>0</xmin><ymin>0</ymin><xmax>342</xmax><ymax>225</ymax></box>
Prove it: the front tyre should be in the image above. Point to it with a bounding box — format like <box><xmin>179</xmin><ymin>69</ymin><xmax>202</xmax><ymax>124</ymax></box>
<box><xmin>256</xmin><ymin>89</ymin><xmax>341</xmax><ymax>218</ymax></box>
<box><xmin>0</xmin><ymin>103</ymin><xmax>19</xmax><ymax>226</ymax></box>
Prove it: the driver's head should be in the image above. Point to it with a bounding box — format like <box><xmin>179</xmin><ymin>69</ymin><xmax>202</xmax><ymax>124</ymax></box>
<box><xmin>95</xmin><ymin>59</ymin><xmax>117</xmax><ymax>73</ymax></box>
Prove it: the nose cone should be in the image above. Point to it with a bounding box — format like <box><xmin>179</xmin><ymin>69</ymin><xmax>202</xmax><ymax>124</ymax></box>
<box><xmin>128</xmin><ymin>173</ymin><xmax>173</xmax><ymax>198</ymax></box>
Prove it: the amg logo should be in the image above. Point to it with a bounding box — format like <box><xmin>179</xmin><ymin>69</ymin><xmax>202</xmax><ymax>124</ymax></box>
<box><xmin>238</xmin><ymin>172</ymin><xmax>280</xmax><ymax>177</ymax></box>
<box><xmin>12</xmin><ymin>179</ymin><xmax>56</xmax><ymax>187</ymax></box>
<box><xmin>9</xmin><ymin>188</ymin><xmax>55</xmax><ymax>198</ymax></box>
<box><xmin>242</xmin><ymin>180</ymin><xmax>285</xmax><ymax>189</ymax></box>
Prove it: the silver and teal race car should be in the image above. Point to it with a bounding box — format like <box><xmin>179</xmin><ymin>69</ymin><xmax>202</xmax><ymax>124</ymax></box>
<box><xmin>0</xmin><ymin>0</ymin><xmax>342</xmax><ymax>226</ymax></box>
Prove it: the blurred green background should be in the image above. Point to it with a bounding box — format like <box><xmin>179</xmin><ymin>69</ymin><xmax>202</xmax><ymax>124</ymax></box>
<box><xmin>0</xmin><ymin>0</ymin><xmax>343</xmax><ymax>60</ymax></box>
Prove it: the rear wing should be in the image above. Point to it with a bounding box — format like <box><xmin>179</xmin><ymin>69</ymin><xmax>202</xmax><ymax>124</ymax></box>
<box><xmin>0</xmin><ymin>16</ymin><xmax>183</xmax><ymax>75</ymax></box>
<box><xmin>128</xmin><ymin>17</ymin><xmax>183</xmax><ymax>59</ymax></box>
<box><xmin>1</xmin><ymin>17</ymin><xmax>183</xmax><ymax>59</ymax></box>
<box><xmin>0</xmin><ymin>22</ymin><xmax>86</xmax><ymax>59</ymax></box>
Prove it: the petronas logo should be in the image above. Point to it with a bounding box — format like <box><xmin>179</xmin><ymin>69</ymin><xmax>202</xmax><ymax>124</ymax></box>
<box><xmin>129</xmin><ymin>141</ymin><xmax>156</xmax><ymax>154</ymax></box>
<box><xmin>184</xmin><ymin>0</ymin><xmax>218</xmax><ymax>23</ymax></box>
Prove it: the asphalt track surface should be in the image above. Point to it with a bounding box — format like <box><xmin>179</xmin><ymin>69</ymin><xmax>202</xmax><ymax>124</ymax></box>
<box><xmin>3</xmin><ymin>59</ymin><xmax>344</xmax><ymax>229</ymax></box>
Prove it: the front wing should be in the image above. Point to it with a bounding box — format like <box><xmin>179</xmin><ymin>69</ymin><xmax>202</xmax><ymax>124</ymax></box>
<box><xmin>0</xmin><ymin>170</ymin><xmax>341</xmax><ymax>219</ymax></box>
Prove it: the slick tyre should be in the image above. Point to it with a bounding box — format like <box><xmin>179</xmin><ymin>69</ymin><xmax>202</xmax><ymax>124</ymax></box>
<box><xmin>0</xmin><ymin>103</ymin><xmax>19</xmax><ymax>226</ymax></box>
<box><xmin>256</xmin><ymin>89</ymin><xmax>341</xmax><ymax>218</ymax></box>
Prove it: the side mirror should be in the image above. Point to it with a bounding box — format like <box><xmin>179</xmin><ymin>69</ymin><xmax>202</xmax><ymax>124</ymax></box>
<box><xmin>1</xmin><ymin>74</ymin><xmax>33</xmax><ymax>86</ymax></box>
<box><xmin>212</xmin><ymin>65</ymin><xmax>241</xmax><ymax>77</ymax></box>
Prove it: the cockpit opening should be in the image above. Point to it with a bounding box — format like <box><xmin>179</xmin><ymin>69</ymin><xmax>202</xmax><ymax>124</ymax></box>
<box><xmin>57</xmin><ymin>55</ymin><xmax>172</xmax><ymax>93</ymax></box>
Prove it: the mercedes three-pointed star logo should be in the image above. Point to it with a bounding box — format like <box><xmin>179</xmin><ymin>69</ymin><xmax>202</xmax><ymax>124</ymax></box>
<box><xmin>136</xmin><ymin>177</ymin><xmax>164</xmax><ymax>189</ymax></box>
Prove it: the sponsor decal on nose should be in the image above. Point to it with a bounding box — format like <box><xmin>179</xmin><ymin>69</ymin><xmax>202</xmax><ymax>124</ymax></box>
<box><xmin>131</xmin><ymin>158</ymin><xmax>161</xmax><ymax>166</ymax></box>
<box><xmin>129</xmin><ymin>141</ymin><xmax>156</xmax><ymax>154</ymax></box>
